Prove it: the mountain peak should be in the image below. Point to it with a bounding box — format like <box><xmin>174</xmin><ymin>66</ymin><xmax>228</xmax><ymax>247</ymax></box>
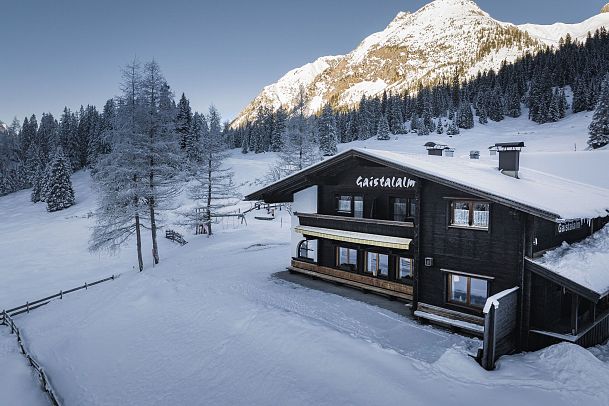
<box><xmin>232</xmin><ymin>0</ymin><xmax>609</xmax><ymax>126</ymax></box>
<box><xmin>602</xmin><ymin>3</ymin><xmax>609</xmax><ymax>14</ymax></box>
<box><xmin>421</xmin><ymin>0</ymin><xmax>484</xmax><ymax>14</ymax></box>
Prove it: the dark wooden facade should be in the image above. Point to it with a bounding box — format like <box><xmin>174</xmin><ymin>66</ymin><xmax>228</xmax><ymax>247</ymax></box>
<box><xmin>247</xmin><ymin>151</ymin><xmax>609</xmax><ymax>351</ymax></box>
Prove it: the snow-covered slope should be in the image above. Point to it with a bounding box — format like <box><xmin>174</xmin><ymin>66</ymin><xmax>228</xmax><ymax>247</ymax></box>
<box><xmin>519</xmin><ymin>12</ymin><xmax>609</xmax><ymax>46</ymax></box>
<box><xmin>232</xmin><ymin>0</ymin><xmax>609</xmax><ymax>127</ymax></box>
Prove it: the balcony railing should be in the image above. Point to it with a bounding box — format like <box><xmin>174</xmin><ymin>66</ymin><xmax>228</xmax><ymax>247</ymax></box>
<box><xmin>296</xmin><ymin>212</ymin><xmax>415</xmax><ymax>239</ymax></box>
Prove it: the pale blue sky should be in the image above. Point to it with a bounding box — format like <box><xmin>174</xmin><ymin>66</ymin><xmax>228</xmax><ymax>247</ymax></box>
<box><xmin>0</xmin><ymin>0</ymin><xmax>606</xmax><ymax>123</ymax></box>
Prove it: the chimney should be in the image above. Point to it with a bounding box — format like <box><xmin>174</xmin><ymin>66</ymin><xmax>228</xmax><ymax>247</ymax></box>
<box><xmin>495</xmin><ymin>142</ymin><xmax>525</xmax><ymax>178</ymax></box>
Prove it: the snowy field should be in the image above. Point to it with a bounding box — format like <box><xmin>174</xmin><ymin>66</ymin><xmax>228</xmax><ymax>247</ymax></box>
<box><xmin>2</xmin><ymin>110</ymin><xmax>609</xmax><ymax>405</ymax></box>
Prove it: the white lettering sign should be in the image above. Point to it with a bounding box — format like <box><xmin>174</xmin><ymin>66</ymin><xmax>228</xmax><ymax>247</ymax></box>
<box><xmin>356</xmin><ymin>176</ymin><xmax>416</xmax><ymax>189</ymax></box>
<box><xmin>557</xmin><ymin>219</ymin><xmax>582</xmax><ymax>234</ymax></box>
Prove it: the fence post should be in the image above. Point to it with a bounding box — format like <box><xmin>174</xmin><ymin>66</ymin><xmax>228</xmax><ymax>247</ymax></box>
<box><xmin>26</xmin><ymin>301</ymin><xmax>29</xmax><ymax>314</ymax></box>
<box><xmin>85</xmin><ymin>282</ymin><xmax>88</xmax><ymax>290</ymax></box>
<box><xmin>60</xmin><ymin>290</ymin><xmax>63</xmax><ymax>299</ymax></box>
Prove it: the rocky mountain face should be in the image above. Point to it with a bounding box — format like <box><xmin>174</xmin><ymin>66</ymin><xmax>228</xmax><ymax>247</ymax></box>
<box><xmin>602</xmin><ymin>3</ymin><xmax>609</xmax><ymax>14</ymax></box>
<box><xmin>232</xmin><ymin>0</ymin><xmax>609</xmax><ymax>127</ymax></box>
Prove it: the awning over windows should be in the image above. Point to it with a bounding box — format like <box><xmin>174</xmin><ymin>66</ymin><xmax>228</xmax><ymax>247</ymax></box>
<box><xmin>294</xmin><ymin>225</ymin><xmax>412</xmax><ymax>250</ymax></box>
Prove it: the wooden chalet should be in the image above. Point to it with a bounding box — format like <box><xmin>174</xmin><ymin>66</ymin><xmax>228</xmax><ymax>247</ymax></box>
<box><xmin>246</xmin><ymin>145</ymin><xmax>609</xmax><ymax>353</ymax></box>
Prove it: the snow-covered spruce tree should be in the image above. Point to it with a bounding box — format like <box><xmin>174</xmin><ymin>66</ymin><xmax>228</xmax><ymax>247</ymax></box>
<box><xmin>376</xmin><ymin>114</ymin><xmax>391</xmax><ymax>140</ymax></box>
<box><xmin>39</xmin><ymin>165</ymin><xmax>52</xmax><ymax>203</ymax></box>
<box><xmin>436</xmin><ymin>119</ymin><xmax>444</xmax><ymax>134</ymax></box>
<box><xmin>446</xmin><ymin>121</ymin><xmax>460</xmax><ymax>135</ymax></box>
<box><xmin>30</xmin><ymin>161</ymin><xmax>46</xmax><ymax>203</ymax></box>
<box><xmin>588</xmin><ymin>74</ymin><xmax>609</xmax><ymax>149</ymax></box>
<box><xmin>417</xmin><ymin>119</ymin><xmax>430</xmax><ymax>135</ymax></box>
<box><xmin>140</xmin><ymin>61</ymin><xmax>182</xmax><ymax>264</ymax></box>
<box><xmin>270</xmin><ymin>107</ymin><xmax>287</xmax><ymax>152</ymax></box>
<box><xmin>186</xmin><ymin>105</ymin><xmax>240</xmax><ymax>236</ymax></box>
<box><xmin>410</xmin><ymin>113</ymin><xmax>419</xmax><ymax>132</ymax></box>
<box><xmin>457</xmin><ymin>102</ymin><xmax>474</xmax><ymax>129</ymax></box>
<box><xmin>548</xmin><ymin>89</ymin><xmax>561</xmax><ymax>122</ymax></box>
<box><xmin>559</xmin><ymin>89</ymin><xmax>568</xmax><ymax>119</ymax></box>
<box><xmin>240</xmin><ymin>129</ymin><xmax>249</xmax><ymax>154</ymax></box>
<box><xmin>46</xmin><ymin>148</ymin><xmax>75</xmax><ymax>212</ymax></box>
<box><xmin>488</xmin><ymin>88</ymin><xmax>504</xmax><ymax>122</ymax></box>
<box><xmin>176</xmin><ymin>93</ymin><xmax>193</xmax><ymax>150</ymax></box>
<box><xmin>478</xmin><ymin>105</ymin><xmax>488</xmax><ymax>124</ymax></box>
<box><xmin>505</xmin><ymin>85</ymin><xmax>521</xmax><ymax>118</ymax></box>
<box><xmin>318</xmin><ymin>104</ymin><xmax>338</xmax><ymax>155</ymax></box>
<box><xmin>188</xmin><ymin>112</ymin><xmax>208</xmax><ymax>161</ymax></box>
<box><xmin>90</xmin><ymin>60</ymin><xmax>146</xmax><ymax>272</ymax></box>
<box><xmin>388</xmin><ymin>96</ymin><xmax>404</xmax><ymax>134</ymax></box>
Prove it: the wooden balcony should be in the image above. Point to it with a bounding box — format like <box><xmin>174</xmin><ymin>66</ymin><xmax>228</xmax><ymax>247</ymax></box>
<box><xmin>290</xmin><ymin>259</ymin><xmax>413</xmax><ymax>301</ymax></box>
<box><xmin>296</xmin><ymin>212</ymin><xmax>415</xmax><ymax>239</ymax></box>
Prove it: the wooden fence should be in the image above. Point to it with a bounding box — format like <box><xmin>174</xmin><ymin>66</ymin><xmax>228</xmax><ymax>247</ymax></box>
<box><xmin>0</xmin><ymin>274</ymin><xmax>118</xmax><ymax>406</ymax></box>
<box><xmin>2</xmin><ymin>275</ymin><xmax>116</xmax><ymax>318</ymax></box>
<box><xmin>165</xmin><ymin>230</ymin><xmax>188</xmax><ymax>246</ymax></box>
<box><xmin>1</xmin><ymin>311</ymin><xmax>61</xmax><ymax>406</ymax></box>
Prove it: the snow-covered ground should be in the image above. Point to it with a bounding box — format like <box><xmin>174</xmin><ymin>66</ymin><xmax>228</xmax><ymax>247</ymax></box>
<box><xmin>0</xmin><ymin>329</ymin><xmax>48</xmax><ymax>406</ymax></box>
<box><xmin>1</xmin><ymin>110</ymin><xmax>609</xmax><ymax>405</ymax></box>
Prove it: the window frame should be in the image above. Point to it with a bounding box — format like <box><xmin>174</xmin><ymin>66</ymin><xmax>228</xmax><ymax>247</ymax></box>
<box><xmin>389</xmin><ymin>197</ymin><xmax>416</xmax><ymax>222</ymax></box>
<box><xmin>446</xmin><ymin>272</ymin><xmax>490</xmax><ymax>310</ymax></box>
<box><xmin>297</xmin><ymin>239</ymin><xmax>315</xmax><ymax>261</ymax></box>
<box><xmin>336</xmin><ymin>246</ymin><xmax>358</xmax><ymax>270</ymax></box>
<box><xmin>449</xmin><ymin>199</ymin><xmax>491</xmax><ymax>231</ymax></box>
<box><xmin>335</xmin><ymin>194</ymin><xmax>364</xmax><ymax>217</ymax></box>
<box><xmin>397</xmin><ymin>257</ymin><xmax>414</xmax><ymax>282</ymax></box>
<box><xmin>365</xmin><ymin>251</ymin><xmax>389</xmax><ymax>278</ymax></box>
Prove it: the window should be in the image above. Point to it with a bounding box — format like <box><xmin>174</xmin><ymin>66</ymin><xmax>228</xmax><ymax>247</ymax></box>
<box><xmin>366</xmin><ymin>252</ymin><xmax>389</xmax><ymax>277</ymax></box>
<box><xmin>390</xmin><ymin>197</ymin><xmax>416</xmax><ymax>221</ymax></box>
<box><xmin>447</xmin><ymin>273</ymin><xmax>489</xmax><ymax>308</ymax></box>
<box><xmin>472</xmin><ymin>202</ymin><xmax>490</xmax><ymax>228</ymax></box>
<box><xmin>354</xmin><ymin>196</ymin><xmax>364</xmax><ymax>218</ymax></box>
<box><xmin>337</xmin><ymin>247</ymin><xmax>357</xmax><ymax>269</ymax></box>
<box><xmin>391</xmin><ymin>198</ymin><xmax>408</xmax><ymax>221</ymax></box>
<box><xmin>450</xmin><ymin>200</ymin><xmax>490</xmax><ymax>229</ymax></box>
<box><xmin>335</xmin><ymin>194</ymin><xmax>364</xmax><ymax>217</ymax></box>
<box><xmin>337</xmin><ymin>195</ymin><xmax>352</xmax><ymax>213</ymax></box>
<box><xmin>298</xmin><ymin>240</ymin><xmax>315</xmax><ymax>260</ymax></box>
<box><xmin>398</xmin><ymin>257</ymin><xmax>413</xmax><ymax>281</ymax></box>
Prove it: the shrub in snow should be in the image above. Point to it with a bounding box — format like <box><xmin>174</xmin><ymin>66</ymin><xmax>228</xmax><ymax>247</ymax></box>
<box><xmin>46</xmin><ymin>148</ymin><xmax>75</xmax><ymax>212</ymax></box>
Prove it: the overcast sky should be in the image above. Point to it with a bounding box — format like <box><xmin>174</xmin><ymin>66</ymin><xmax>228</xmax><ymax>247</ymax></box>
<box><xmin>0</xmin><ymin>0</ymin><xmax>606</xmax><ymax>124</ymax></box>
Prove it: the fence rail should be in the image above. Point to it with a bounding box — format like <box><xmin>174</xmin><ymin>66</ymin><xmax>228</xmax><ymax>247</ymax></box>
<box><xmin>1</xmin><ymin>311</ymin><xmax>61</xmax><ymax>406</ymax></box>
<box><xmin>3</xmin><ymin>275</ymin><xmax>116</xmax><ymax>317</ymax></box>
<box><xmin>0</xmin><ymin>273</ymin><xmax>118</xmax><ymax>406</ymax></box>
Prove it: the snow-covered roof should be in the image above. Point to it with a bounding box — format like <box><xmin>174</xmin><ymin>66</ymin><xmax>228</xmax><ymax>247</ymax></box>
<box><xmin>532</xmin><ymin>225</ymin><xmax>609</xmax><ymax>297</ymax></box>
<box><xmin>357</xmin><ymin>148</ymin><xmax>609</xmax><ymax>221</ymax></box>
<box><xmin>247</xmin><ymin>148</ymin><xmax>609</xmax><ymax>222</ymax></box>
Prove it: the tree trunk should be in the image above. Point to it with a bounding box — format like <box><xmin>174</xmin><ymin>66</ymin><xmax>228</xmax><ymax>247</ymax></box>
<box><xmin>135</xmin><ymin>212</ymin><xmax>144</xmax><ymax>272</ymax></box>
<box><xmin>207</xmin><ymin>157</ymin><xmax>212</xmax><ymax>236</ymax></box>
<box><xmin>149</xmin><ymin>196</ymin><xmax>159</xmax><ymax>264</ymax></box>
